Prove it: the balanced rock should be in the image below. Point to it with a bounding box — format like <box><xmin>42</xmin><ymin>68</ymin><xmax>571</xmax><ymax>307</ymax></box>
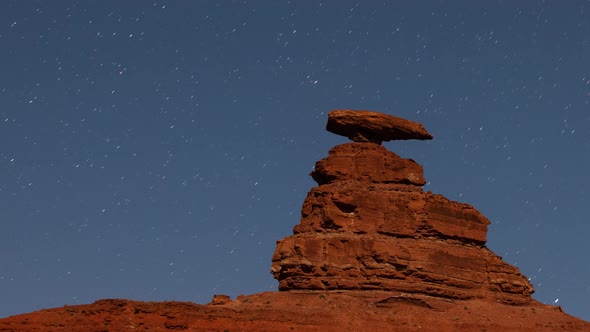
<box><xmin>326</xmin><ymin>110</ymin><xmax>433</xmax><ymax>144</ymax></box>
<box><xmin>272</xmin><ymin>114</ymin><xmax>534</xmax><ymax>305</ymax></box>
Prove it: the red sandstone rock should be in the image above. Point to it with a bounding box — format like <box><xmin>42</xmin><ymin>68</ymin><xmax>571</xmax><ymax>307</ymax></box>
<box><xmin>291</xmin><ymin>183</ymin><xmax>489</xmax><ymax>244</ymax></box>
<box><xmin>1</xmin><ymin>293</ymin><xmax>588</xmax><ymax>332</ymax></box>
<box><xmin>272</xmin><ymin>234</ymin><xmax>532</xmax><ymax>304</ymax></box>
<box><xmin>326</xmin><ymin>110</ymin><xmax>433</xmax><ymax>144</ymax></box>
<box><xmin>208</xmin><ymin>294</ymin><xmax>232</xmax><ymax>305</ymax></box>
<box><xmin>311</xmin><ymin>143</ymin><xmax>426</xmax><ymax>186</ymax></box>
<box><xmin>273</xmin><ymin>142</ymin><xmax>532</xmax><ymax>304</ymax></box>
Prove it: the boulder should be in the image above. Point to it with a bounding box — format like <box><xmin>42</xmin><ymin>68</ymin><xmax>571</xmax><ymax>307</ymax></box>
<box><xmin>326</xmin><ymin>110</ymin><xmax>433</xmax><ymax>144</ymax></box>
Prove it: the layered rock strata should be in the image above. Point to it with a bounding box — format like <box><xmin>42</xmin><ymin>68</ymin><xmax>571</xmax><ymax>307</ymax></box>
<box><xmin>272</xmin><ymin>115</ymin><xmax>534</xmax><ymax>305</ymax></box>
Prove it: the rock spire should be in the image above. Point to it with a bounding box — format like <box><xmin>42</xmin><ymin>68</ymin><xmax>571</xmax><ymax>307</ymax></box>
<box><xmin>272</xmin><ymin>110</ymin><xmax>534</xmax><ymax>304</ymax></box>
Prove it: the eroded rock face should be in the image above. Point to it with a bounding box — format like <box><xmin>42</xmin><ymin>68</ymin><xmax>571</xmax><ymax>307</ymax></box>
<box><xmin>326</xmin><ymin>110</ymin><xmax>433</xmax><ymax>144</ymax></box>
<box><xmin>272</xmin><ymin>140</ymin><xmax>534</xmax><ymax>304</ymax></box>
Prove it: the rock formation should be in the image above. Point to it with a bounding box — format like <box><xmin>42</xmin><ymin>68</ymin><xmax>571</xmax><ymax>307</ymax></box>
<box><xmin>271</xmin><ymin>128</ymin><xmax>533</xmax><ymax>304</ymax></box>
<box><xmin>326</xmin><ymin>110</ymin><xmax>433</xmax><ymax>144</ymax></box>
<box><xmin>1</xmin><ymin>110</ymin><xmax>588</xmax><ymax>331</ymax></box>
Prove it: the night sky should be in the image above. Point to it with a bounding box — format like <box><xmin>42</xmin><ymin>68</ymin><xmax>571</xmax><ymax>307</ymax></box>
<box><xmin>1</xmin><ymin>1</ymin><xmax>589</xmax><ymax>321</ymax></box>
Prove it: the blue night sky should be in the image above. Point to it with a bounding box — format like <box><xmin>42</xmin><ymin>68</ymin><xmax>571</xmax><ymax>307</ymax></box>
<box><xmin>1</xmin><ymin>1</ymin><xmax>589</xmax><ymax>321</ymax></box>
